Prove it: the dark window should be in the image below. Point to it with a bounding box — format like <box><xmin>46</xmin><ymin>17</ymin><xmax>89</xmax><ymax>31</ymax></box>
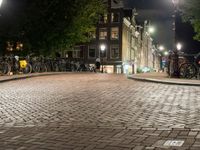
<box><xmin>67</xmin><ymin>51</ymin><xmax>73</xmax><ymax>58</ymax></box>
<box><xmin>111</xmin><ymin>13</ymin><xmax>120</xmax><ymax>23</ymax></box>
<box><xmin>111</xmin><ymin>45</ymin><xmax>119</xmax><ymax>59</ymax></box>
<box><xmin>88</xmin><ymin>46</ymin><xmax>96</xmax><ymax>58</ymax></box>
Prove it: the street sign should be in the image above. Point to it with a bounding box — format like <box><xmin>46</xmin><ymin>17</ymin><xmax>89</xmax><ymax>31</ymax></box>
<box><xmin>163</xmin><ymin>140</ymin><xmax>184</xmax><ymax>147</ymax></box>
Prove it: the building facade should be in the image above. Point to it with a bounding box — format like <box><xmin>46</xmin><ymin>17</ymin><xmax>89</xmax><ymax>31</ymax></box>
<box><xmin>68</xmin><ymin>0</ymin><xmax>161</xmax><ymax>74</ymax></box>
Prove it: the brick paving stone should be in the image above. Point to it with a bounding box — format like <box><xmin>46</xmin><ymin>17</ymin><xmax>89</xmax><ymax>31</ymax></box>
<box><xmin>0</xmin><ymin>73</ymin><xmax>199</xmax><ymax>149</ymax></box>
<box><xmin>196</xmin><ymin>133</ymin><xmax>200</xmax><ymax>139</ymax></box>
<box><xmin>159</xmin><ymin>131</ymin><xmax>171</xmax><ymax>137</ymax></box>
<box><xmin>183</xmin><ymin>138</ymin><xmax>195</xmax><ymax>146</ymax></box>
<box><xmin>189</xmin><ymin>131</ymin><xmax>198</xmax><ymax>137</ymax></box>
<box><xmin>132</xmin><ymin>146</ymin><xmax>145</xmax><ymax>150</ymax></box>
<box><xmin>179</xmin><ymin>131</ymin><xmax>189</xmax><ymax>136</ymax></box>
<box><xmin>168</xmin><ymin>131</ymin><xmax>180</xmax><ymax>138</ymax></box>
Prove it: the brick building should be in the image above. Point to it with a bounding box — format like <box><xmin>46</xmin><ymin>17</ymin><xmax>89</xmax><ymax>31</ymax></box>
<box><xmin>66</xmin><ymin>0</ymin><xmax>161</xmax><ymax>73</ymax></box>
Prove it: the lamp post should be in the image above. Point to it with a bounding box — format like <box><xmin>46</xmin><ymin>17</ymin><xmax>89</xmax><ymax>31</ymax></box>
<box><xmin>100</xmin><ymin>44</ymin><xmax>106</xmax><ymax>73</ymax></box>
<box><xmin>171</xmin><ymin>0</ymin><xmax>180</xmax><ymax>77</ymax></box>
<box><xmin>158</xmin><ymin>45</ymin><xmax>167</xmax><ymax>71</ymax></box>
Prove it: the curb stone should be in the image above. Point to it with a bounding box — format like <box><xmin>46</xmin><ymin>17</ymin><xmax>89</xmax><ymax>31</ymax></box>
<box><xmin>0</xmin><ymin>72</ymin><xmax>72</xmax><ymax>83</ymax></box>
<box><xmin>128</xmin><ymin>75</ymin><xmax>200</xmax><ymax>86</ymax></box>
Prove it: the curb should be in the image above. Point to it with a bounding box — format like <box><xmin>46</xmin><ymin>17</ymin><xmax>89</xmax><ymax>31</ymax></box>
<box><xmin>0</xmin><ymin>72</ymin><xmax>71</xmax><ymax>83</ymax></box>
<box><xmin>128</xmin><ymin>76</ymin><xmax>200</xmax><ymax>86</ymax></box>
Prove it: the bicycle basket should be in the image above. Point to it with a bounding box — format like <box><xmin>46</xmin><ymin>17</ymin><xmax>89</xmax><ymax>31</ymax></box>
<box><xmin>19</xmin><ymin>60</ymin><xmax>27</xmax><ymax>68</ymax></box>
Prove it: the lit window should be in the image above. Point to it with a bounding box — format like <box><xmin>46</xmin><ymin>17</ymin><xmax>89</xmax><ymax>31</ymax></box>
<box><xmin>99</xmin><ymin>14</ymin><xmax>108</xmax><ymax>24</ymax></box>
<box><xmin>111</xmin><ymin>13</ymin><xmax>120</xmax><ymax>23</ymax></box>
<box><xmin>89</xmin><ymin>31</ymin><xmax>96</xmax><ymax>39</ymax></box>
<box><xmin>110</xmin><ymin>45</ymin><xmax>119</xmax><ymax>59</ymax></box>
<box><xmin>111</xmin><ymin>27</ymin><xmax>119</xmax><ymax>40</ymax></box>
<box><xmin>99</xmin><ymin>28</ymin><xmax>107</xmax><ymax>39</ymax></box>
<box><xmin>88</xmin><ymin>46</ymin><xmax>96</xmax><ymax>58</ymax></box>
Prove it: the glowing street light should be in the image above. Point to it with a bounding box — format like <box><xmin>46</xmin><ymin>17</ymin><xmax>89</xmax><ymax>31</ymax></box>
<box><xmin>164</xmin><ymin>51</ymin><xmax>169</xmax><ymax>56</ymax></box>
<box><xmin>176</xmin><ymin>43</ymin><xmax>182</xmax><ymax>51</ymax></box>
<box><xmin>172</xmin><ymin>0</ymin><xmax>179</xmax><ymax>6</ymax></box>
<box><xmin>100</xmin><ymin>44</ymin><xmax>106</xmax><ymax>52</ymax></box>
<box><xmin>0</xmin><ymin>0</ymin><xmax>3</xmax><ymax>7</ymax></box>
<box><xmin>148</xmin><ymin>26</ymin><xmax>155</xmax><ymax>34</ymax></box>
<box><xmin>159</xmin><ymin>45</ymin><xmax>164</xmax><ymax>51</ymax></box>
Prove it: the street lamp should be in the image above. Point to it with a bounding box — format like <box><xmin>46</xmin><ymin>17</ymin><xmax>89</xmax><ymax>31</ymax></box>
<box><xmin>100</xmin><ymin>44</ymin><xmax>106</xmax><ymax>73</ymax></box>
<box><xmin>148</xmin><ymin>26</ymin><xmax>155</xmax><ymax>34</ymax></box>
<box><xmin>176</xmin><ymin>43</ymin><xmax>182</xmax><ymax>51</ymax></box>
<box><xmin>0</xmin><ymin>0</ymin><xmax>3</xmax><ymax>7</ymax></box>
<box><xmin>171</xmin><ymin>0</ymin><xmax>180</xmax><ymax>77</ymax></box>
<box><xmin>159</xmin><ymin>45</ymin><xmax>164</xmax><ymax>51</ymax></box>
<box><xmin>164</xmin><ymin>51</ymin><xmax>169</xmax><ymax>56</ymax></box>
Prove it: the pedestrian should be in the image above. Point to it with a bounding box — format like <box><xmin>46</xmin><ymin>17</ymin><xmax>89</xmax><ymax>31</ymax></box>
<box><xmin>95</xmin><ymin>58</ymin><xmax>101</xmax><ymax>73</ymax></box>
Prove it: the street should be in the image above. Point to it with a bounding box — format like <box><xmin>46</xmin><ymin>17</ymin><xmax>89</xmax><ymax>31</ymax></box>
<box><xmin>0</xmin><ymin>73</ymin><xmax>200</xmax><ymax>150</ymax></box>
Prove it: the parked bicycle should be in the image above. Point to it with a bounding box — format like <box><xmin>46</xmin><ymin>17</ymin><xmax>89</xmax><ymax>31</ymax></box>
<box><xmin>0</xmin><ymin>57</ymin><xmax>11</xmax><ymax>75</ymax></box>
<box><xmin>1</xmin><ymin>54</ymin><xmax>95</xmax><ymax>75</ymax></box>
<box><xmin>32</xmin><ymin>56</ymin><xmax>47</xmax><ymax>73</ymax></box>
<box><xmin>179</xmin><ymin>52</ymin><xmax>200</xmax><ymax>79</ymax></box>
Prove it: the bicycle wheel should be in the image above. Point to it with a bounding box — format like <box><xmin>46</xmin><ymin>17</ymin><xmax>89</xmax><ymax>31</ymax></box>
<box><xmin>32</xmin><ymin>63</ymin><xmax>40</xmax><ymax>73</ymax></box>
<box><xmin>40</xmin><ymin>64</ymin><xmax>47</xmax><ymax>72</ymax></box>
<box><xmin>52</xmin><ymin>63</ymin><xmax>59</xmax><ymax>72</ymax></box>
<box><xmin>179</xmin><ymin>63</ymin><xmax>188</xmax><ymax>78</ymax></box>
<box><xmin>45</xmin><ymin>63</ymin><xmax>52</xmax><ymax>72</ymax></box>
<box><xmin>22</xmin><ymin>63</ymin><xmax>32</xmax><ymax>74</ymax></box>
<box><xmin>179</xmin><ymin>63</ymin><xmax>197</xmax><ymax>79</ymax></box>
<box><xmin>0</xmin><ymin>62</ymin><xmax>11</xmax><ymax>75</ymax></box>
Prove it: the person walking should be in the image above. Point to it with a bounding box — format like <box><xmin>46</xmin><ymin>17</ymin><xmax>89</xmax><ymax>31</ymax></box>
<box><xmin>95</xmin><ymin>58</ymin><xmax>101</xmax><ymax>73</ymax></box>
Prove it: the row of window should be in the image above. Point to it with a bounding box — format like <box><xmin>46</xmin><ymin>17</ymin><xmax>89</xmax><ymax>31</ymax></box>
<box><xmin>99</xmin><ymin>13</ymin><xmax>120</xmax><ymax>24</ymax></box>
<box><xmin>90</xmin><ymin>27</ymin><xmax>119</xmax><ymax>40</ymax></box>
<box><xmin>88</xmin><ymin>45</ymin><xmax>119</xmax><ymax>59</ymax></box>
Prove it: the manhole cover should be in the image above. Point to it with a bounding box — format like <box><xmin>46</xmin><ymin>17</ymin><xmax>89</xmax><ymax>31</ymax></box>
<box><xmin>163</xmin><ymin>140</ymin><xmax>184</xmax><ymax>147</ymax></box>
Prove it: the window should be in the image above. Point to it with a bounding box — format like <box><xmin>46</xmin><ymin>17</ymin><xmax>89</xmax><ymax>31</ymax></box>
<box><xmin>110</xmin><ymin>45</ymin><xmax>119</xmax><ymax>59</ymax></box>
<box><xmin>89</xmin><ymin>31</ymin><xmax>96</xmax><ymax>39</ymax></box>
<box><xmin>88</xmin><ymin>46</ymin><xmax>96</xmax><ymax>58</ymax></box>
<box><xmin>73</xmin><ymin>47</ymin><xmax>81</xmax><ymax>58</ymax></box>
<box><xmin>111</xmin><ymin>27</ymin><xmax>119</xmax><ymax>40</ymax></box>
<box><xmin>99</xmin><ymin>28</ymin><xmax>107</xmax><ymax>39</ymax></box>
<box><xmin>99</xmin><ymin>14</ymin><xmax>108</xmax><ymax>24</ymax></box>
<box><xmin>111</xmin><ymin>13</ymin><xmax>120</xmax><ymax>23</ymax></box>
<box><xmin>73</xmin><ymin>50</ymin><xmax>80</xmax><ymax>58</ymax></box>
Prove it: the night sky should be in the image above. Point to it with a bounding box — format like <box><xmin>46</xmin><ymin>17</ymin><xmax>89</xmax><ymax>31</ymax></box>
<box><xmin>1</xmin><ymin>0</ymin><xmax>200</xmax><ymax>54</ymax></box>
<box><xmin>126</xmin><ymin>0</ymin><xmax>200</xmax><ymax>54</ymax></box>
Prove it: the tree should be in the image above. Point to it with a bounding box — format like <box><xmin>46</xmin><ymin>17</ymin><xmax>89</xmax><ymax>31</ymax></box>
<box><xmin>24</xmin><ymin>0</ymin><xmax>106</xmax><ymax>55</ymax></box>
<box><xmin>181</xmin><ymin>0</ymin><xmax>200</xmax><ymax>41</ymax></box>
<box><xmin>0</xmin><ymin>0</ymin><xmax>106</xmax><ymax>56</ymax></box>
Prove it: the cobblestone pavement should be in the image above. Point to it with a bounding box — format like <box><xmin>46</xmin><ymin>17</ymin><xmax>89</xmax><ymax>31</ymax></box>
<box><xmin>0</xmin><ymin>73</ymin><xmax>200</xmax><ymax>149</ymax></box>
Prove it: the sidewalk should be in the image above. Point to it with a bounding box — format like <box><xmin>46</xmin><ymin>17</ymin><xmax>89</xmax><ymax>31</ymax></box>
<box><xmin>0</xmin><ymin>72</ymin><xmax>69</xmax><ymax>83</ymax></box>
<box><xmin>128</xmin><ymin>72</ymin><xmax>200</xmax><ymax>86</ymax></box>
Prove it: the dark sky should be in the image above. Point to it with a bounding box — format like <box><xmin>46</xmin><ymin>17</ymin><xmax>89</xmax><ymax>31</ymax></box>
<box><xmin>126</xmin><ymin>0</ymin><xmax>200</xmax><ymax>54</ymax></box>
<box><xmin>1</xmin><ymin>0</ymin><xmax>199</xmax><ymax>54</ymax></box>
